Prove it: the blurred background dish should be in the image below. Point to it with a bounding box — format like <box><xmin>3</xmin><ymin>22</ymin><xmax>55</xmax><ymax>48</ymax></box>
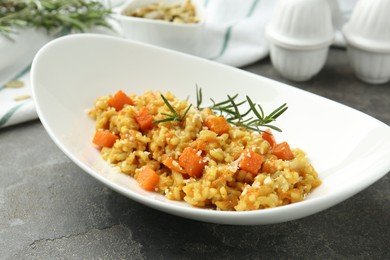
<box><xmin>266</xmin><ymin>0</ymin><xmax>334</xmax><ymax>82</ymax></box>
<box><xmin>342</xmin><ymin>0</ymin><xmax>390</xmax><ymax>84</ymax></box>
<box><xmin>117</xmin><ymin>0</ymin><xmax>205</xmax><ymax>56</ymax></box>
<box><xmin>0</xmin><ymin>28</ymin><xmax>52</xmax><ymax>72</ymax></box>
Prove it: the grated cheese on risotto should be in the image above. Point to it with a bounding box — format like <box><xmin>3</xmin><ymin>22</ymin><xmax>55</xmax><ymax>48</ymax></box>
<box><xmin>88</xmin><ymin>90</ymin><xmax>321</xmax><ymax>211</ymax></box>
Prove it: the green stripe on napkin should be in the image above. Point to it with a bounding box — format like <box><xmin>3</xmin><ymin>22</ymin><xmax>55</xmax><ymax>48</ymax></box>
<box><xmin>0</xmin><ymin>101</ymin><xmax>29</xmax><ymax>127</ymax></box>
<box><xmin>0</xmin><ymin>64</ymin><xmax>31</xmax><ymax>92</ymax></box>
<box><xmin>211</xmin><ymin>0</ymin><xmax>260</xmax><ymax>60</ymax></box>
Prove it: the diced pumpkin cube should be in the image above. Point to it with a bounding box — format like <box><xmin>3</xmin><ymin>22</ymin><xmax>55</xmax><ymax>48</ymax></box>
<box><xmin>92</xmin><ymin>130</ymin><xmax>119</xmax><ymax>148</ymax></box>
<box><xmin>261</xmin><ymin>128</ymin><xmax>276</xmax><ymax>147</ymax></box>
<box><xmin>178</xmin><ymin>147</ymin><xmax>207</xmax><ymax>178</ymax></box>
<box><xmin>135</xmin><ymin>107</ymin><xmax>154</xmax><ymax>131</ymax></box>
<box><xmin>162</xmin><ymin>157</ymin><xmax>186</xmax><ymax>174</ymax></box>
<box><xmin>203</xmin><ymin>116</ymin><xmax>230</xmax><ymax>135</ymax></box>
<box><xmin>272</xmin><ymin>142</ymin><xmax>294</xmax><ymax>161</ymax></box>
<box><xmin>108</xmin><ymin>90</ymin><xmax>134</xmax><ymax>111</ymax></box>
<box><xmin>238</xmin><ymin>149</ymin><xmax>264</xmax><ymax>175</ymax></box>
<box><xmin>137</xmin><ymin>165</ymin><xmax>160</xmax><ymax>191</ymax></box>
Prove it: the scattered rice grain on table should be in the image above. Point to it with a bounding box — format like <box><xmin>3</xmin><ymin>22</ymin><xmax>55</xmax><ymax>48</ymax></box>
<box><xmin>89</xmin><ymin>90</ymin><xmax>321</xmax><ymax>211</ymax></box>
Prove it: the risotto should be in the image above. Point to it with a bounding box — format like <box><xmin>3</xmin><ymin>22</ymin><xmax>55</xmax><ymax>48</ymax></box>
<box><xmin>88</xmin><ymin>90</ymin><xmax>321</xmax><ymax>211</ymax></box>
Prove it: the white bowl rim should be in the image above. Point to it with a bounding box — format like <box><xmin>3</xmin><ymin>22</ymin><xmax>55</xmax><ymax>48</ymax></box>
<box><xmin>342</xmin><ymin>24</ymin><xmax>390</xmax><ymax>54</ymax></box>
<box><xmin>265</xmin><ymin>25</ymin><xmax>334</xmax><ymax>50</ymax></box>
<box><xmin>117</xmin><ymin>0</ymin><xmax>205</xmax><ymax>28</ymax></box>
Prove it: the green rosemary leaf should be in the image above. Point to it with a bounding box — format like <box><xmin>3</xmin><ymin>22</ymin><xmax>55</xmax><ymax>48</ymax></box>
<box><xmin>0</xmin><ymin>0</ymin><xmax>112</xmax><ymax>37</ymax></box>
<box><xmin>160</xmin><ymin>94</ymin><xmax>179</xmax><ymax>117</ymax></box>
<box><xmin>153</xmin><ymin>117</ymin><xmax>176</xmax><ymax>124</ymax></box>
<box><xmin>268</xmin><ymin>103</ymin><xmax>288</xmax><ymax>119</ymax></box>
<box><xmin>181</xmin><ymin>104</ymin><xmax>193</xmax><ymax>120</ymax></box>
<box><xmin>154</xmin><ymin>94</ymin><xmax>192</xmax><ymax>124</ymax></box>
<box><xmin>196</xmin><ymin>84</ymin><xmax>202</xmax><ymax>109</ymax></box>
<box><xmin>161</xmin><ymin>113</ymin><xmax>174</xmax><ymax>117</ymax></box>
<box><xmin>227</xmin><ymin>95</ymin><xmax>241</xmax><ymax>121</ymax></box>
<box><xmin>262</xmin><ymin>124</ymin><xmax>283</xmax><ymax>132</ymax></box>
<box><xmin>211</xmin><ymin>93</ymin><xmax>239</xmax><ymax>108</ymax></box>
<box><xmin>246</xmin><ymin>96</ymin><xmax>262</xmax><ymax>120</ymax></box>
<box><xmin>217</xmin><ymin>107</ymin><xmax>235</xmax><ymax>116</ymax></box>
<box><xmin>207</xmin><ymin>90</ymin><xmax>287</xmax><ymax>133</ymax></box>
<box><xmin>240</xmin><ymin>107</ymin><xmax>252</xmax><ymax>119</ymax></box>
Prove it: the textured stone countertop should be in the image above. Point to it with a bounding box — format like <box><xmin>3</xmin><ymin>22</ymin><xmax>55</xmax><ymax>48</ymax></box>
<box><xmin>1</xmin><ymin>48</ymin><xmax>389</xmax><ymax>259</ymax></box>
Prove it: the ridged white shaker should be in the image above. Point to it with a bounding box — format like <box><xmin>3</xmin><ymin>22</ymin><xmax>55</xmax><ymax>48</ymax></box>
<box><xmin>343</xmin><ymin>0</ymin><xmax>390</xmax><ymax>84</ymax></box>
<box><xmin>266</xmin><ymin>0</ymin><xmax>334</xmax><ymax>82</ymax></box>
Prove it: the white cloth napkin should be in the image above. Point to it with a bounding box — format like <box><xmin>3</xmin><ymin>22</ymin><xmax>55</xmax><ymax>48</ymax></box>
<box><xmin>0</xmin><ymin>0</ymin><xmax>356</xmax><ymax>129</ymax></box>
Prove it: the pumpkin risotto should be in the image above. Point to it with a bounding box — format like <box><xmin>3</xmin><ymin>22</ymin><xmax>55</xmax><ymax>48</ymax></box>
<box><xmin>88</xmin><ymin>90</ymin><xmax>321</xmax><ymax>211</ymax></box>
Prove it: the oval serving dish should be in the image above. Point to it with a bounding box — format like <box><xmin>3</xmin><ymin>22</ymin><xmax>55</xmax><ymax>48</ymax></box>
<box><xmin>31</xmin><ymin>34</ymin><xmax>390</xmax><ymax>225</ymax></box>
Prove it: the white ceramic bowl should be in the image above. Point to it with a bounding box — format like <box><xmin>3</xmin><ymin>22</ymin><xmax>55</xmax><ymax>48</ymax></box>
<box><xmin>117</xmin><ymin>0</ymin><xmax>205</xmax><ymax>55</ymax></box>
<box><xmin>266</xmin><ymin>0</ymin><xmax>334</xmax><ymax>82</ymax></box>
<box><xmin>269</xmin><ymin>43</ymin><xmax>329</xmax><ymax>82</ymax></box>
<box><xmin>342</xmin><ymin>0</ymin><xmax>390</xmax><ymax>84</ymax></box>
<box><xmin>0</xmin><ymin>28</ymin><xmax>52</xmax><ymax>72</ymax></box>
<box><xmin>266</xmin><ymin>0</ymin><xmax>333</xmax><ymax>49</ymax></box>
<box><xmin>346</xmin><ymin>45</ymin><xmax>390</xmax><ymax>84</ymax></box>
<box><xmin>31</xmin><ymin>34</ymin><xmax>390</xmax><ymax>225</ymax></box>
<box><xmin>343</xmin><ymin>0</ymin><xmax>390</xmax><ymax>52</ymax></box>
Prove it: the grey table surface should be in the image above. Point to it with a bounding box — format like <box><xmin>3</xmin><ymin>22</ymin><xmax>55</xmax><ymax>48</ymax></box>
<box><xmin>1</xmin><ymin>47</ymin><xmax>389</xmax><ymax>259</ymax></box>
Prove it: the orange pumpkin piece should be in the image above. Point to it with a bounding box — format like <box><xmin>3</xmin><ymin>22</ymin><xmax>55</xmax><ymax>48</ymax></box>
<box><xmin>137</xmin><ymin>165</ymin><xmax>160</xmax><ymax>191</ymax></box>
<box><xmin>108</xmin><ymin>90</ymin><xmax>134</xmax><ymax>111</ymax></box>
<box><xmin>135</xmin><ymin>107</ymin><xmax>154</xmax><ymax>131</ymax></box>
<box><xmin>203</xmin><ymin>116</ymin><xmax>230</xmax><ymax>135</ymax></box>
<box><xmin>272</xmin><ymin>141</ymin><xmax>294</xmax><ymax>161</ymax></box>
<box><xmin>178</xmin><ymin>147</ymin><xmax>207</xmax><ymax>178</ymax></box>
<box><xmin>92</xmin><ymin>130</ymin><xmax>119</xmax><ymax>148</ymax></box>
<box><xmin>261</xmin><ymin>128</ymin><xmax>276</xmax><ymax>147</ymax></box>
<box><xmin>195</xmin><ymin>139</ymin><xmax>207</xmax><ymax>151</ymax></box>
<box><xmin>238</xmin><ymin>149</ymin><xmax>264</xmax><ymax>175</ymax></box>
<box><xmin>162</xmin><ymin>157</ymin><xmax>186</xmax><ymax>174</ymax></box>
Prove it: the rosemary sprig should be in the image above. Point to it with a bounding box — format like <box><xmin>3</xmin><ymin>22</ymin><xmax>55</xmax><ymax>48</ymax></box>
<box><xmin>154</xmin><ymin>88</ymin><xmax>287</xmax><ymax>132</ymax></box>
<box><xmin>210</xmin><ymin>94</ymin><xmax>247</xmax><ymax>116</ymax></box>
<box><xmin>196</xmin><ymin>84</ymin><xmax>202</xmax><ymax>109</ymax></box>
<box><xmin>153</xmin><ymin>94</ymin><xmax>192</xmax><ymax>124</ymax></box>
<box><xmin>241</xmin><ymin>96</ymin><xmax>287</xmax><ymax>132</ymax></box>
<box><xmin>0</xmin><ymin>0</ymin><xmax>112</xmax><ymax>37</ymax></box>
<box><xmin>196</xmin><ymin>87</ymin><xmax>288</xmax><ymax>133</ymax></box>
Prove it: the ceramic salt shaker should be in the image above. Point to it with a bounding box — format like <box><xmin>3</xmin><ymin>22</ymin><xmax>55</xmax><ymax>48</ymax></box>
<box><xmin>266</xmin><ymin>0</ymin><xmax>334</xmax><ymax>82</ymax></box>
<box><xmin>342</xmin><ymin>0</ymin><xmax>390</xmax><ymax>84</ymax></box>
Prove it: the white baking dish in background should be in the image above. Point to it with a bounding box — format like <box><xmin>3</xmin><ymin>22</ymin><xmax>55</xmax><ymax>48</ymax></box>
<box><xmin>117</xmin><ymin>0</ymin><xmax>205</xmax><ymax>56</ymax></box>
